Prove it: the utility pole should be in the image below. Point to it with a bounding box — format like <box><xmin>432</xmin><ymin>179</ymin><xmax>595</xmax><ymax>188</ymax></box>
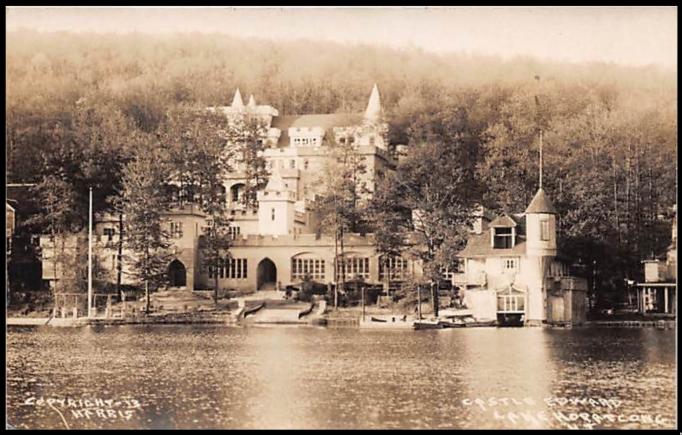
<box><xmin>591</xmin><ymin>260</ymin><xmax>597</xmax><ymax>311</ymax></box>
<box><xmin>87</xmin><ymin>187</ymin><xmax>93</xmax><ymax>318</ymax></box>
<box><xmin>417</xmin><ymin>284</ymin><xmax>422</xmax><ymax>320</ymax></box>
<box><xmin>361</xmin><ymin>285</ymin><xmax>365</xmax><ymax>321</ymax></box>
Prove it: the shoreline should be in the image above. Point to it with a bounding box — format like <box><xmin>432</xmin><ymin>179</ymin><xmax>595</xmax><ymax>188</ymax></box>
<box><xmin>7</xmin><ymin>315</ymin><xmax>675</xmax><ymax>330</ymax></box>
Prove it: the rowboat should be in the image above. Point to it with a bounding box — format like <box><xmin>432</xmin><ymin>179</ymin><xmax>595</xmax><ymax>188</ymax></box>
<box><xmin>413</xmin><ymin>319</ymin><xmax>443</xmax><ymax>330</ymax></box>
<box><xmin>462</xmin><ymin>317</ymin><xmax>497</xmax><ymax>327</ymax></box>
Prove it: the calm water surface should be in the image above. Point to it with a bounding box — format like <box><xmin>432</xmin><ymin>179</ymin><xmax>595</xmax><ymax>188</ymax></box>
<box><xmin>6</xmin><ymin>325</ymin><xmax>677</xmax><ymax>429</ymax></box>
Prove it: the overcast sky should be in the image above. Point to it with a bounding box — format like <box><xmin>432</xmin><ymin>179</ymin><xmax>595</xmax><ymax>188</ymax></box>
<box><xmin>6</xmin><ymin>6</ymin><xmax>677</xmax><ymax>70</ymax></box>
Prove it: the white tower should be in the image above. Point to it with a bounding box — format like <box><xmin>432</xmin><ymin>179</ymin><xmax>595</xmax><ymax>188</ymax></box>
<box><xmin>360</xmin><ymin>83</ymin><xmax>388</xmax><ymax>150</ymax></box>
<box><xmin>257</xmin><ymin>172</ymin><xmax>296</xmax><ymax>236</ymax></box>
<box><xmin>524</xmin><ymin>188</ymin><xmax>557</xmax><ymax>325</ymax></box>
<box><xmin>525</xmin><ymin>188</ymin><xmax>557</xmax><ymax>257</ymax></box>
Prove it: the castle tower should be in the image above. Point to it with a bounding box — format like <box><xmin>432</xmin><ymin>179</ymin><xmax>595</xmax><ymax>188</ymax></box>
<box><xmin>525</xmin><ymin>188</ymin><xmax>557</xmax><ymax>257</ymax></box>
<box><xmin>360</xmin><ymin>84</ymin><xmax>388</xmax><ymax>150</ymax></box>
<box><xmin>257</xmin><ymin>171</ymin><xmax>296</xmax><ymax>236</ymax></box>
<box><xmin>524</xmin><ymin>187</ymin><xmax>558</xmax><ymax>325</ymax></box>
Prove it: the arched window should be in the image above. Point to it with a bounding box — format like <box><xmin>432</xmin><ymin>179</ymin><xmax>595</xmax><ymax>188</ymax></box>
<box><xmin>230</xmin><ymin>183</ymin><xmax>245</xmax><ymax>204</ymax></box>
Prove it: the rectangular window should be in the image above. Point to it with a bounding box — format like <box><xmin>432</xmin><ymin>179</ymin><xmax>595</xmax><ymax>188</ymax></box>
<box><xmin>503</xmin><ymin>258</ymin><xmax>519</xmax><ymax>270</ymax></box>
<box><xmin>103</xmin><ymin>227</ymin><xmax>115</xmax><ymax>241</ymax></box>
<box><xmin>337</xmin><ymin>257</ymin><xmax>370</xmax><ymax>280</ymax></box>
<box><xmin>493</xmin><ymin>227</ymin><xmax>513</xmax><ymax>249</ymax></box>
<box><xmin>290</xmin><ymin>159</ymin><xmax>296</xmax><ymax>169</ymax></box>
<box><xmin>379</xmin><ymin>256</ymin><xmax>408</xmax><ymax>281</ymax></box>
<box><xmin>220</xmin><ymin>258</ymin><xmax>248</xmax><ymax>279</ymax></box>
<box><xmin>540</xmin><ymin>219</ymin><xmax>550</xmax><ymax>241</ymax></box>
<box><xmin>497</xmin><ymin>295</ymin><xmax>525</xmax><ymax>312</ymax></box>
<box><xmin>291</xmin><ymin>258</ymin><xmax>326</xmax><ymax>280</ymax></box>
<box><xmin>271</xmin><ymin>208</ymin><xmax>275</xmax><ymax>221</ymax></box>
<box><xmin>228</xmin><ymin>226</ymin><xmax>240</xmax><ymax>240</ymax></box>
<box><xmin>170</xmin><ymin>221</ymin><xmax>183</xmax><ymax>238</ymax></box>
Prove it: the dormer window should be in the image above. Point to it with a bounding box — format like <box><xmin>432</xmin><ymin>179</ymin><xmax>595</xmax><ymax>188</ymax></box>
<box><xmin>493</xmin><ymin>227</ymin><xmax>513</xmax><ymax>249</ymax></box>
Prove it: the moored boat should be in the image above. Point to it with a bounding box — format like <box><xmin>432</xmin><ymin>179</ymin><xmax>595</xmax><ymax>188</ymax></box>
<box><xmin>413</xmin><ymin>319</ymin><xmax>443</xmax><ymax>330</ymax></box>
<box><xmin>462</xmin><ymin>316</ymin><xmax>497</xmax><ymax>327</ymax></box>
<box><xmin>438</xmin><ymin>318</ymin><xmax>466</xmax><ymax>328</ymax></box>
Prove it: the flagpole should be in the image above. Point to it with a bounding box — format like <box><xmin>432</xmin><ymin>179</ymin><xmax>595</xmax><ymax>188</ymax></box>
<box><xmin>539</xmin><ymin>129</ymin><xmax>543</xmax><ymax>190</ymax></box>
<box><xmin>88</xmin><ymin>187</ymin><xmax>93</xmax><ymax>318</ymax></box>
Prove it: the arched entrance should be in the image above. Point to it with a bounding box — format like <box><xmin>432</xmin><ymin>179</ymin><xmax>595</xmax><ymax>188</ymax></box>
<box><xmin>257</xmin><ymin>258</ymin><xmax>277</xmax><ymax>291</ymax></box>
<box><xmin>168</xmin><ymin>259</ymin><xmax>187</xmax><ymax>287</ymax></box>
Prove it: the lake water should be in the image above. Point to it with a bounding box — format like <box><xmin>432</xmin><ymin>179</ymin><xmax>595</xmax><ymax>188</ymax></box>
<box><xmin>6</xmin><ymin>325</ymin><xmax>677</xmax><ymax>429</ymax></box>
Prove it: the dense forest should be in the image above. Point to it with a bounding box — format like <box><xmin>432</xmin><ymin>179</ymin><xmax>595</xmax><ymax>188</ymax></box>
<box><xmin>6</xmin><ymin>30</ymin><xmax>677</xmax><ymax>307</ymax></box>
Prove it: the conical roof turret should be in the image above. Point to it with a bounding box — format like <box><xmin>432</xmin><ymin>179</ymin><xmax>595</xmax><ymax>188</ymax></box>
<box><xmin>525</xmin><ymin>188</ymin><xmax>557</xmax><ymax>214</ymax></box>
<box><xmin>364</xmin><ymin>83</ymin><xmax>382</xmax><ymax>119</ymax></box>
<box><xmin>231</xmin><ymin>88</ymin><xmax>244</xmax><ymax>109</ymax></box>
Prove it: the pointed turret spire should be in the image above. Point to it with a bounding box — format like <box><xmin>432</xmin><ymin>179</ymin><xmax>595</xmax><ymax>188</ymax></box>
<box><xmin>525</xmin><ymin>188</ymin><xmax>557</xmax><ymax>214</ymax></box>
<box><xmin>247</xmin><ymin>94</ymin><xmax>256</xmax><ymax>108</ymax></box>
<box><xmin>231</xmin><ymin>88</ymin><xmax>244</xmax><ymax>109</ymax></box>
<box><xmin>364</xmin><ymin>83</ymin><xmax>382</xmax><ymax>119</ymax></box>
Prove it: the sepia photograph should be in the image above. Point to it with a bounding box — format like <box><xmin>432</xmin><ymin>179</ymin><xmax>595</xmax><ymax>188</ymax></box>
<box><xmin>5</xmin><ymin>5</ymin><xmax>678</xmax><ymax>430</ymax></box>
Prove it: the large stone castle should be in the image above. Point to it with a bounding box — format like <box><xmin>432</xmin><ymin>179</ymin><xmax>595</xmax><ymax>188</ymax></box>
<box><xmin>39</xmin><ymin>84</ymin><xmax>587</xmax><ymax>325</ymax></box>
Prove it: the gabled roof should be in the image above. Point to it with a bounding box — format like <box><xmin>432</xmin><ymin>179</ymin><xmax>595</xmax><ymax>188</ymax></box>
<box><xmin>272</xmin><ymin>113</ymin><xmax>362</xmax><ymax>130</ymax></box>
<box><xmin>525</xmin><ymin>188</ymin><xmax>557</xmax><ymax>214</ymax></box>
<box><xmin>458</xmin><ymin>231</ymin><xmax>527</xmax><ymax>258</ymax></box>
<box><xmin>490</xmin><ymin>215</ymin><xmax>518</xmax><ymax>228</ymax></box>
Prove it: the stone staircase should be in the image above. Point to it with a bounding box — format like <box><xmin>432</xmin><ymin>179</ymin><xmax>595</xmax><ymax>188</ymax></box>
<box><xmin>245</xmin><ymin>302</ymin><xmax>311</xmax><ymax>324</ymax></box>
